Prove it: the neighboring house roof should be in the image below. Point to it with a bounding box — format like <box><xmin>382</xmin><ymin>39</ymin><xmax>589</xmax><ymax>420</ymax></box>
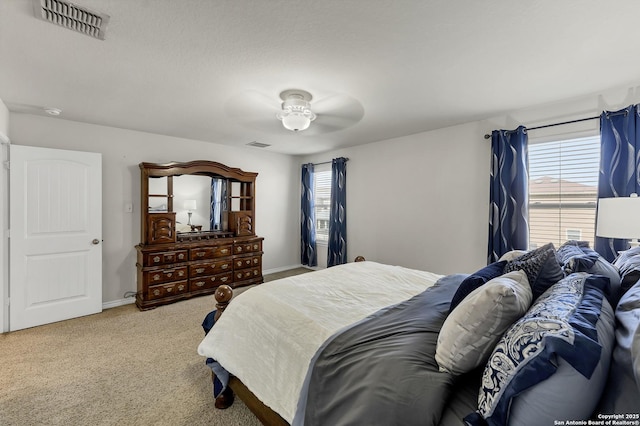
<box><xmin>530</xmin><ymin>176</ymin><xmax>597</xmax><ymax>195</ymax></box>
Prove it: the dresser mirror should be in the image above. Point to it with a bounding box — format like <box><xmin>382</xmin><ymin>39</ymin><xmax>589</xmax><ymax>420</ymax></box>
<box><xmin>140</xmin><ymin>161</ymin><xmax>257</xmax><ymax>244</ymax></box>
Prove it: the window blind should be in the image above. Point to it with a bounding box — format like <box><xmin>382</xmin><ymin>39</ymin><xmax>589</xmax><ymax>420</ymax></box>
<box><xmin>314</xmin><ymin>170</ymin><xmax>332</xmax><ymax>242</ymax></box>
<box><xmin>528</xmin><ymin>136</ymin><xmax>600</xmax><ymax>250</ymax></box>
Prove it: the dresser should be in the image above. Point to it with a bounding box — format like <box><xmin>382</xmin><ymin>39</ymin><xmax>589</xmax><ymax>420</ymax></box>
<box><xmin>135</xmin><ymin>161</ymin><xmax>264</xmax><ymax>310</ymax></box>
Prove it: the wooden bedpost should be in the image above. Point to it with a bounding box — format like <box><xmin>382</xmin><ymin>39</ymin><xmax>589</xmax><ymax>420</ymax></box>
<box><xmin>214</xmin><ymin>284</ymin><xmax>233</xmax><ymax>321</ymax></box>
<box><xmin>213</xmin><ymin>284</ymin><xmax>235</xmax><ymax>409</ymax></box>
<box><xmin>354</xmin><ymin>255</ymin><xmax>366</xmax><ymax>262</ymax></box>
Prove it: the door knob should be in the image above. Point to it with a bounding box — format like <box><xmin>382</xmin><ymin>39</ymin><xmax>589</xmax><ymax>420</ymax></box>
<box><xmin>92</xmin><ymin>239</ymin><xmax>101</xmax><ymax>245</ymax></box>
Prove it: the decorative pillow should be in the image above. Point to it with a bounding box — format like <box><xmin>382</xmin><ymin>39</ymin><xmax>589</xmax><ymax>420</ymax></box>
<box><xmin>503</xmin><ymin>242</ymin><xmax>564</xmax><ymax>300</ymax></box>
<box><xmin>498</xmin><ymin>250</ymin><xmax>527</xmax><ymax>262</ymax></box>
<box><xmin>613</xmin><ymin>247</ymin><xmax>640</xmax><ymax>294</ymax></box>
<box><xmin>556</xmin><ymin>240</ymin><xmax>599</xmax><ymax>272</ymax></box>
<box><xmin>597</xmin><ymin>280</ymin><xmax>640</xmax><ymax>413</ymax></box>
<box><xmin>558</xmin><ymin>241</ymin><xmax>622</xmax><ymax>304</ymax></box>
<box><xmin>464</xmin><ymin>273</ymin><xmax>615</xmax><ymax>426</ymax></box>
<box><xmin>449</xmin><ymin>261</ymin><xmax>507</xmax><ymax>311</ymax></box>
<box><xmin>436</xmin><ymin>270</ymin><xmax>532</xmax><ymax>376</ymax></box>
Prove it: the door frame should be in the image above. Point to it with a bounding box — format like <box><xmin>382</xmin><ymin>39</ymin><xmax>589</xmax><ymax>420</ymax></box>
<box><xmin>0</xmin><ymin>132</ymin><xmax>9</xmax><ymax>333</ymax></box>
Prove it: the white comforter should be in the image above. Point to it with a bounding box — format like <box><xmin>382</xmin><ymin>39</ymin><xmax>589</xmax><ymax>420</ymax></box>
<box><xmin>197</xmin><ymin>261</ymin><xmax>442</xmax><ymax>422</ymax></box>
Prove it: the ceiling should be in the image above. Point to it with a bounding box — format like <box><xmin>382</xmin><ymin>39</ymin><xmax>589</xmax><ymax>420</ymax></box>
<box><xmin>2</xmin><ymin>1</ymin><xmax>640</xmax><ymax>155</ymax></box>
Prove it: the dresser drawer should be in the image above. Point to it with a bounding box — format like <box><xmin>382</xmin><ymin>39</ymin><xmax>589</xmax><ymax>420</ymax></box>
<box><xmin>189</xmin><ymin>259</ymin><xmax>232</xmax><ymax>277</ymax></box>
<box><xmin>144</xmin><ymin>250</ymin><xmax>188</xmax><ymax>266</ymax></box>
<box><xmin>234</xmin><ymin>266</ymin><xmax>261</xmax><ymax>282</ymax></box>
<box><xmin>190</xmin><ymin>245</ymin><xmax>233</xmax><ymax>260</ymax></box>
<box><xmin>234</xmin><ymin>240</ymin><xmax>262</xmax><ymax>254</ymax></box>
<box><xmin>147</xmin><ymin>280</ymin><xmax>188</xmax><ymax>300</ymax></box>
<box><xmin>189</xmin><ymin>272</ymin><xmax>233</xmax><ymax>291</ymax></box>
<box><xmin>234</xmin><ymin>255</ymin><xmax>262</xmax><ymax>270</ymax></box>
<box><xmin>144</xmin><ymin>266</ymin><xmax>188</xmax><ymax>285</ymax></box>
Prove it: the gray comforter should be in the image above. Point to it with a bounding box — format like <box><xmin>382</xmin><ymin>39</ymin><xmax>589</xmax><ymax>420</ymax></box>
<box><xmin>293</xmin><ymin>274</ymin><xmax>473</xmax><ymax>426</ymax></box>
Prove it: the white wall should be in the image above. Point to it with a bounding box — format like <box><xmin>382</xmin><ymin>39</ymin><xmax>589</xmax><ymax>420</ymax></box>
<box><xmin>300</xmin><ymin>82</ymin><xmax>640</xmax><ymax>275</ymax></box>
<box><xmin>8</xmin><ymin>114</ymin><xmax>300</xmax><ymax>306</ymax></box>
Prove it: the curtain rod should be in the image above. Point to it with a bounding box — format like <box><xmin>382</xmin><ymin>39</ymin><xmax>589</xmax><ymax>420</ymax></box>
<box><xmin>482</xmin><ymin>109</ymin><xmax>632</xmax><ymax>139</ymax></box>
<box><xmin>313</xmin><ymin>158</ymin><xmax>350</xmax><ymax>166</ymax></box>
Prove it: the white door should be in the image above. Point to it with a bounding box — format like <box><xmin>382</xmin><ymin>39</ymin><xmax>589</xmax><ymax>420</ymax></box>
<box><xmin>9</xmin><ymin>145</ymin><xmax>102</xmax><ymax>331</ymax></box>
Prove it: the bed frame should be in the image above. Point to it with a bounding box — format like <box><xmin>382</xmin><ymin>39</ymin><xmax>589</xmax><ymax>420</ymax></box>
<box><xmin>210</xmin><ymin>256</ymin><xmax>367</xmax><ymax>425</ymax></box>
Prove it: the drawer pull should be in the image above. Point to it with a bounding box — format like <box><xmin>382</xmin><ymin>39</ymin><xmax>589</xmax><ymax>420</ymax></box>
<box><xmin>222</xmin><ymin>264</ymin><xmax>228</xmax><ymax>269</ymax></box>
<box><xmin>153</xmin><ymin>274</ymin><xmax>161</xmax><ymax>281</ymax></box>
<box><xmin>253</xmin><ymin>258</ymin><xmax>258</xmax><ymax>264</ymax></box>
<box><xmin>153</xmin><ymin>289</ymin><xmax>160</xmax><ymax>296</ymax></box>
<box><xmin>196</xmin><ymin>268</ymin><xmax>205</xmax><ymax>273</ymax></box>
<box><xmin>195</xmin><ymin>281</ymin><xmax>205</xmax><ymax>287</ymax></box>
<box><xmin>236</xmin><ymin>246</ymin><xmax>243</xmax><ymax>252</ymax></box>
<box><xmin>237</xmin><ymin>261</ymin><xmax>242</xmax><ymax>267</ymax></box>
<box><xmin>178</xmin><ymin>271</ymin><xmax>185</xmax><ymax>276</ymax></box>
<box><xmin>221</xmin><ymin>277</ymin><xmax>228</xmax><ymax>282</ymax></box>
<box><xmin>153</xmin><ymin>256</ymin><xmax>161</xmax><ymax>263</ymax></box>
<box><xmin>253</xmin><ymin>245</ymin><xmax>258</xmax><ymax>250</ymax></box>
<box><xmin>167</xmin><ymin>272</ymin><xmax>173</xmax><ymax>277</ymax></box>
<box><xmin>178</xmin><ymin>253</ymin><xmax>185</xmax><ymax>260</ymax></box>
<box><xmin>221</xmin><ymin>249</ymin><xmax>229</xmax><ymax>254</ymax></box>
<box><xmin>166</xmin><ymin>287</ymin><xmax>173</xmax><ymax>292</ymax></box>
<box><xmin>196</xmin><ymin>252</ymin><xmax>205</xmax><ymax>257</ymax></box>
<box><xmin>254</xmin><ymin>270</ymin><xmax>259</xmax><ymax>275</ymax></box>
<box><xmin>178</xmin><ymin>285</ymin><xmax>185</xmax><ymax>291</ymax></box>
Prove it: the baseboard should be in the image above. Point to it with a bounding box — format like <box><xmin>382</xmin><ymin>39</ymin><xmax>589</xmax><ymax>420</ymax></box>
<box><xmin>263</xmin><ymin>264</ymin><xmax>309</xmax><ymax>275</ymax></box>
<box><xmin>103</xmin><ymin>297</ymin><xmax>136</xmax><ymax>310</ymax></box>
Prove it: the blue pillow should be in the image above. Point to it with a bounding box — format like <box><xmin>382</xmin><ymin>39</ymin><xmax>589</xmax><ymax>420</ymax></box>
<box><xmin>465</xmin><ymin>273</ymin><xmax>615</xmax><ymax>426</ymax></box>
<box><xmin>449</xmin><ymin>261</ymin><xmax>506</xmax><ymax>311</ymax></box>
<box><xmin>557</xmin><ymin>241</ymin><xmax>599</xmax><ymax>272</ymax></box>
<box><xmin>503</xmin><ymin>243</ymin><xmax>564</xmax><ymax>300</ymax></box>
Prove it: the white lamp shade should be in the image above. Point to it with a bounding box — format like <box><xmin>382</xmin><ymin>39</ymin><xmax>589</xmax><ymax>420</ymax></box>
<box><xmin>183</xmin><ymin>199</ymin><xmax>197</xmax><ymax>211</ymax></box>
<box><xmin>596</xmin><ymin>195</ymin><xmax>640</xmax><ymax>238</ymax></box>
<box><xmin>281</xmin><ymin>114</ymin><xmax>312</xmax><ymax>132</ymax></box>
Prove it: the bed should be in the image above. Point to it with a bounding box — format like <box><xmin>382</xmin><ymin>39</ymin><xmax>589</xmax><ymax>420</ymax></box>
<box><xmin>197</xmin><ymin>243</ymin><xmax>640</xmax><ymax>425</ymax></box>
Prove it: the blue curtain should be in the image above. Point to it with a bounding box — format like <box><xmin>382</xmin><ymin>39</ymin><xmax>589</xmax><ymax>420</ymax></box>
<box><xmin>301</xmin><ymin>163</ymin><xmax>317</xmax><ymax>267</ymax></box>
<box><xmin>596</xmin><ymin>105</ymin><xmax>640</xmax><ymax>261</ymax></box>
<box><xmin>210</xmin><ymin>178</ymin><xmax>222</xmax><ymax>230</ymax></box>
<box><xmin>487</xmin><ymin>126</ymin><xmax>529</xmax><ymax>263</ymax></box>
<box><xmin>328</xmin><ymin>157</ymin><xmax>348</xmax><ymax>267</ymax></box>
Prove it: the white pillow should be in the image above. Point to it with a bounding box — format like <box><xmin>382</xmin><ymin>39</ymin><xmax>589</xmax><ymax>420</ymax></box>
<box><xmin>498</xmin><ymin>250</ymin><xmax>528</xmax><ymax>262</ymax></box>
<box><xmin>436</xmin><ymin>270</ymin><xmax>532</xmax><ymax>375</ymax></box>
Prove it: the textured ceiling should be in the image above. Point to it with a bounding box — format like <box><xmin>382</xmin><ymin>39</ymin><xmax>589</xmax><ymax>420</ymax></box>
<box><xmin>2</xmin><ymin>0</ymin><xmax>640</xmax><ymax>155</ymax></box>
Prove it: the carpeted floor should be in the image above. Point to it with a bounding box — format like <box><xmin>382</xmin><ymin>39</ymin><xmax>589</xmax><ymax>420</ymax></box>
<box><xmin>0</xmin><ymin>267</ymin><xmax>312</xmax><ymax>426</ymax></box>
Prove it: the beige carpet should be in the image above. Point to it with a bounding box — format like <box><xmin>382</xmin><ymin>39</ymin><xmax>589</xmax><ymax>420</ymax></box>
<box><xmin>0</xmin><ymin>267</ymin><xmax>311</xmax><ymax>426</ymax></box>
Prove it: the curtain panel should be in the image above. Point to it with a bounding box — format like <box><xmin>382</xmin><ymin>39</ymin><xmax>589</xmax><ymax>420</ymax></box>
<box><xmin>487</xmin><ymin>126</ymin><xmax>529</xmax><ymax>263</ymax></box>
<box><xmin>301</xmin><ymin>163</ymin><xmax>317</xmax><ymax>267</ymax></box>
<box><xmin>327</xmin><ymin>157</ymin><xmax>348</xmax><ymax>267</ymax></box>
<box><xmin>596</xmin><ymin>105</ymin><xmax>640</xmax><ymax>261</ymax></box>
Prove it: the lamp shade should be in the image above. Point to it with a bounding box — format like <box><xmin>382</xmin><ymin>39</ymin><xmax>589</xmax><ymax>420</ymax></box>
<box><xmin>596</xmin><ymin>195</ymin><xmax>640</xmax><ymax>238</ymax></box>
<box><xmin>183</xmin><ymin>199</ymin><xmax>197</xmax><ymax>211</ymax></box>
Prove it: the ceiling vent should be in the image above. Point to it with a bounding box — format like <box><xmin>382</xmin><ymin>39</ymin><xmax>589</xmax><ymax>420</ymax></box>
<box><xmin>246</xmin><ymin>141</ymin><xmax>271</xmax><ymax>148</ymax></box>
<box><xmin>32</xmin><ymin>0</ymin><xmax>110</xmax><ymax>40</ymax></box>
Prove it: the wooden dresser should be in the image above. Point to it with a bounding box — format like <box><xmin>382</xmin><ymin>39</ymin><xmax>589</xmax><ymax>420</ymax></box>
<box><xmin>135</xmin><ymin>161</ymin><xmax>264</xmax><ymax>310</ymax></box>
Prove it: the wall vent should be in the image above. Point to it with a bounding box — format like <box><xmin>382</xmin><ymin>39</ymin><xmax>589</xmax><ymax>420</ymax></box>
<box><xmin>32</xmin><ymin>0</ymin><xmax>110</xmax><ymax>40</ymax></box>
<box><xmin>246</xmin><ymin>141</ymin><xmax>271</xmax><ymax>148</ymax></box>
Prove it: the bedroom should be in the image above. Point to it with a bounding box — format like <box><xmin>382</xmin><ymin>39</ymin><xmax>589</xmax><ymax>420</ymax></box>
<box><xmin>1</xmin><ymin>0</ymin><xmax>640</xmax><ymax>424</ymax></box>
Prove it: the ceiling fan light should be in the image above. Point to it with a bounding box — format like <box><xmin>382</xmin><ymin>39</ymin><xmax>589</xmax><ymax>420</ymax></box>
<box><xmin>276</xmin><ymin>89</ymin><xmax>316</xmax><ymax>132</ymax></box>
<box><xmin>280</xmin><ymin>113</ymin><xmax>312</xmax><ymax>132</ymax></box>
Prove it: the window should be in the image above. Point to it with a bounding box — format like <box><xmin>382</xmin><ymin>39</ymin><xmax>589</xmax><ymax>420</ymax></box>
<box><xmin>528</xmin><ymin>136</ymin><xmax>600</xmax><ymax>250</ymax></box>
<box><xmin>314</xmin><ymin>169</ymin><xmax>332</xmax><ymax>243</ymax></box>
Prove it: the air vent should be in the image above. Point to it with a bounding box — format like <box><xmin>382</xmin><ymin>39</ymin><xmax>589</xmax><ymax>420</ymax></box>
<box><xmin>246</xmin><ymin>142</ymin><xmax>271</xmax><ymax>148</ymax></box>
<box><xmin>33</xmin><ymin>0</ymin><xmax>110</xmax><ymax>40</ymax></box>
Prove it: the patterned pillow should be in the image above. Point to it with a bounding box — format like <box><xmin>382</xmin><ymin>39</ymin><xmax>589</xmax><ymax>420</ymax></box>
<box><xmin>436</xmin><ymin>270</ymin><xmax>532</xmax><ymax>375</ymax></box>
<box><xmin>503</xmin><ymin>242</ymin><xmax>564</xmax><ymax>300</ymax></box>
<box><xmin>449</xmin><ymin>261</ymin><xmax>507</xmax><ymax>311</ymax></box>
<box><xmin>558</xmin><ymin>241</ymin><xmax>622</xmax><ymax>304</ymax></box>
<box><xmin>464</xmin><ymin>273</ymin><xmax>615</xmax><ymax>426</ymax></box>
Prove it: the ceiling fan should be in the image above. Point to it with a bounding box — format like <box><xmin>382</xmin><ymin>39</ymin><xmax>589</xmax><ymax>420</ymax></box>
<box><xmin>224</xmin><ymin>89</ymin><xmax>364</xmax><ymax>135</ymax></box>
